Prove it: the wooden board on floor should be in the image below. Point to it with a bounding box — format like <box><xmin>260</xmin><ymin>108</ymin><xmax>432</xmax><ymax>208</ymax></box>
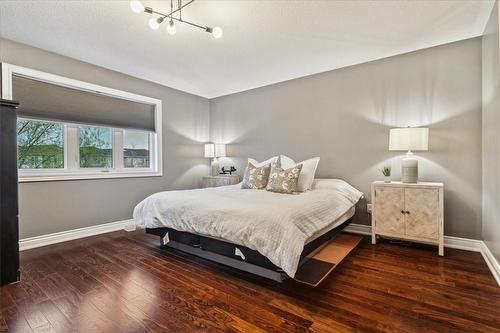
<box><xmin>294</xmin><ymin>233</ymin><xmax>362</xmax><ymax>286</ymax></box>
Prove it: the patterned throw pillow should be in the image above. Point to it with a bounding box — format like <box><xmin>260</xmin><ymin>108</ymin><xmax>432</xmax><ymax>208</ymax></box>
<box><xmin>266</xmin><ymin>163</ymin><xmax>303</xmax><ymax>194</ymax></box>
<box><xmin>241</xmin><ymin>162</ymin><xmax>272</xmax><ymax>189</ymax></box>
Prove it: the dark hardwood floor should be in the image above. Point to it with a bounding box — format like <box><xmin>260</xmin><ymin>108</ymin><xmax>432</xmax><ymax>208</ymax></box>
<box><xmin>1</xmin><ymin>231</ymin><xmax>499</xmax><ymax>333</ymax></box>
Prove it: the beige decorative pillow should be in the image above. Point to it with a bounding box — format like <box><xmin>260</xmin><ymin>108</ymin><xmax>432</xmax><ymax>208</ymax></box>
<box><xmin>241</xmin><ymin>162</ymin><xmax>272</xmax><ymax>189</ymax></box>
<box><xmin>266</xmin><ymin>163</ymin><xmax>303</xmax><ymax>194</ymax></box>
<box><xmin>280</xmin><ymin>155</ymin><xmax>320</xmax><ymax>192</ymax></box>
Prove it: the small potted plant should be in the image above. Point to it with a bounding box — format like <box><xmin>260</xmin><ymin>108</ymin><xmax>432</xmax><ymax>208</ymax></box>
<box><xmin>381</xmin><ymin>166</ymin><xmax>391</xmax><ymax>183</ymax></box>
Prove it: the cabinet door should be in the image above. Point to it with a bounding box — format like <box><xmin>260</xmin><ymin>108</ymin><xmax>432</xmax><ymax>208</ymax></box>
<box><xmin>404</xmin><ymin>188</ymin><xmax>439</xmax><ymax>240</ymax></box>
<box><xmin>374</xmin><ymin>186</ymin><xmax>405</xmax><ymax>236</ymax></box>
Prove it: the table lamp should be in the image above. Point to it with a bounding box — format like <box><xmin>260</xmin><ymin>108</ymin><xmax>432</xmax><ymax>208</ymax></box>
<box><xmin>389</xmin><ymin>127</ymin><xmax>429</xmax><ymax>183</ymax></box>
<box><xmin>204</xmin><ymin>143</ymin><xmax>226</xmax><ymax>176</ymax></box>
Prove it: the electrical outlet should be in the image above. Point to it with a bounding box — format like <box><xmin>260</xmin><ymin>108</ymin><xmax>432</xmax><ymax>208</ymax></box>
<box><xmin>367</xmin><ymin>203</ymin><xmax>373</xmax><ymax>213</ymax></box>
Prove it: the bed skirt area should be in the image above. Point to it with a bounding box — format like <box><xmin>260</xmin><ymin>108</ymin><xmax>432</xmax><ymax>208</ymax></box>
<box><xmin>146</xmin><ymin>218</ymin><xmax>353</xmax><ymax>283</ymax></box>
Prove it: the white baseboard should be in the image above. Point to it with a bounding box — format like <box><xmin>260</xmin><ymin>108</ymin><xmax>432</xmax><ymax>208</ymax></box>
<box><xmin>444</xmin><ymin>235</ymin><xmax>484</xmax><ymax>252</ymax></box>
<box><xmin>19</xmin><ymin>219</ymin><xmax>134</xmax><ymax>251</ymax></box>
<box><xmin>346</xmin><ymin>223</ymin><xmax>500</xmax><ymax>287</ymax></box>
<box><xmin>481</xmin><ymin>242</ymin><xmax>500</xmax><ymax>287</ymax></box>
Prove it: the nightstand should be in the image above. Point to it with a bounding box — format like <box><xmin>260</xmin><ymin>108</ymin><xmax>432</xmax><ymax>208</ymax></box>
<box><xmin>202</xmin><ymin>175</ymin><xmax>241</xmax><ymax>188</ymax></box>
<box><xmin>371</xmin><ymin>181</ymin><xmax>444</xmax><ymax>256</ymax></box>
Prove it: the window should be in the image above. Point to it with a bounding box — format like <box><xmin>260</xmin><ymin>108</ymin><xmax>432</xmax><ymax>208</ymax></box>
<box><xmin>123</xmin><ymin>130</ymin><xmax>150</xmax><ymax>168</ymax></box>
<box><xmin>15</xmin><ymin>118</ymin><xmax>156</xmax><ymax>180</ymax></box>
<box><xmin>79</xmin><ymin>126</ymin><xmax>113</xmax><ymax>168</ymax></box>
<box><xmin>3</xmin><ymin>63</ymin><xmax>162</xmax><ymax>182</ymax></box>
<box><xmin>17</xmin><ymin>119</ymin><xmax>64</xmax><ymax>169</ymax></box>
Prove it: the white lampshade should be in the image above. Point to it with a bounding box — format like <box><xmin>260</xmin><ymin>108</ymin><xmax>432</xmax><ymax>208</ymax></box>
<box><xmin>205</xmin><ymin>143</ymin><xmax>226</xmax><ymax>158</ymax></box>
<box><xmin>389</xmin><ymin>127</ymin><xmax>429</xmax><ymax>151</ymax></box>
<box><xmin>204</xmin><ymin>143</ymin><xmax>215</xmax><ymax>158</ymax></box>
<box><xmin>215</xmin><ymin>143</ymin><xmax>226</xmax><ymax>157</ymax></box>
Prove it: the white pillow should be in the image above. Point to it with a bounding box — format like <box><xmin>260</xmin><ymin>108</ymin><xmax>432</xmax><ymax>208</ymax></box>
<box><xmin>280</xmin><ymin>155</ymin><xmax>320</xmax><ymax>192</ymax></box>
<box><xmin>248</xmin><ymin>156</ymin><xmax>278</xmax><ymax>167</ymax></box>
<box><xmin>279</xmin><ymin>155</ymin><xmax>295</xmax><ymax>167</ymax></box>
<box><xmin>313</xmin><ymin>178</ymin><xmax>350</xmax><ymax>190</ymax></box>
<box><xmin>312</xmin><ymin>179</ymin><xmax>364</xmax><ymax>202</ymax></box>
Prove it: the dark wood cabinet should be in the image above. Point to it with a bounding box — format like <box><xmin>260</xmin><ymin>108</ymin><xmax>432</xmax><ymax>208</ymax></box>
<box><xmin>0</xmin><ymin>99</ymin><xmax>20</xmax><ymax>286</ymax></box>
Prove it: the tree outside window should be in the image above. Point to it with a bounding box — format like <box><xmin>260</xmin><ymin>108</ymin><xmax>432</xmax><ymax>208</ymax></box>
<box><xmin>79</xmin><ymin>127</ymin><xmax>113</xmax><ymax>168</ymax></box>
<box><xmin>17</xmin><ymin>119</ymin><xmax>64</xmax><ymax>169</ymax></box>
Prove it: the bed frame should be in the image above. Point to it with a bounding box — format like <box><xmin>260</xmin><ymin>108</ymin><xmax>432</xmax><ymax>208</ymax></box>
<box><xmin>146</xmin><ymin>218</ymin><xmax>353</xmax><ymax>282</ymax></box>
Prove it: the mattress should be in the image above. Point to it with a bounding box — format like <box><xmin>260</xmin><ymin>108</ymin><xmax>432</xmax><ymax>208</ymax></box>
<box><xmin>306</xmin><ymin>206</ymin><xmax>355</xmax><ymax>244</ymax></box>
<box><xmin>134</xmin><ymin>178</ymin><xmax>363</xmax><ymax>277</ymax></box>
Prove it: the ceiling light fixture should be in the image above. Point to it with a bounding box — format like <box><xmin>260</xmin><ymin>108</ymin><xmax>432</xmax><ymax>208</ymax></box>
<box><xmin>130</xmin><ymin>0</ymin><xmax>223</xmax><ymax>39</ymax></box>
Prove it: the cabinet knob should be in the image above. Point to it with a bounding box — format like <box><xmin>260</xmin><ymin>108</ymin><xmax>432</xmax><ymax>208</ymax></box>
<box><xmin>401</xmin><ymin>210</ymin><xmax>405</xmax><ymax>214</ymax></box>
<box><xmin>406</xmin><ymin>211</ymin><xmax>410</xmax><ymax>215</ymax></box>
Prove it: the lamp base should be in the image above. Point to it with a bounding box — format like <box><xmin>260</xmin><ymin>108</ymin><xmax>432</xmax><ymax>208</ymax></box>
<box><xmin>211</xmin><ymin>158</ymin><xmax>220</xmax><ymax>176</ymax></box>
<box><xmin>401</xmin><ymin>151</ymin><xmax>418</xmax><ymax>183</ymax></box>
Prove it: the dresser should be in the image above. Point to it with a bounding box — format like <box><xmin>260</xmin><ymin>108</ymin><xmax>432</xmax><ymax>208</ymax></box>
<box><xmin>0</xmin><ymin>99</ymin><xmax>20</xmax><ymax>286</ymax></box>
<box><xmin>371</xmin><ymin>181</ymin><xmax>444</xmax><ymax>256</ymax></box>
<box><xmin>202</xmin><ymin>175</ymin><xmax>241</xmax><ymax>188</ymax></box>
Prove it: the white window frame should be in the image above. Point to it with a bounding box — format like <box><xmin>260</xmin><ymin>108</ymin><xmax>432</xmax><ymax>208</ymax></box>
<box><xmin>2</xmin><ymin>63</ymin><xmax>163</xmax><ymax>182</ymax></box>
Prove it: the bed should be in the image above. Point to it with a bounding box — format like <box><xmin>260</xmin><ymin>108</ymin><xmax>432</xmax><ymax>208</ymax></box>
<box><xmin>133</xmin><ymin>178</ymin><xmax>363</xmax><ymax>282</ymax></box>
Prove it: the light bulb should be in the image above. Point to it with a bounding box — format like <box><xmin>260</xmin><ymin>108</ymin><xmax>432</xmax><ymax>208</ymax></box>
<box><xmin>148</xmin><ymin>17</ymin><xmax>162</xmax><ymax>30</ymax></box>
<box><xmin>130</xmin><ymin>0</ymin><xmax>144</xmax><ymax>13</ymax></box>
<box><xmin>166</xmin><ymin>20</ymin><xmax>176</xmax><ymax>35</ymax></box>
<box><xmin>212</xmin><ymin>26</ymin><xmax>223</xmax><ymax>39</ymax></box>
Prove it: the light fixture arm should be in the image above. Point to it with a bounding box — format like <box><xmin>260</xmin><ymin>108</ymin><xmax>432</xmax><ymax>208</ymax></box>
<box><xmin>133</xmin><ymin>0</ymin><xmax>221</xmax><ymax>37</ymax></box>
<box><xmin>169</xmin><ymin>16</ymin><xmax>211</xmax><ymax>31</ymax></box>
<box><xmin>147</xmin><ymin>0</ymin><xmax>195</xmax><ymax>20</ymax></box>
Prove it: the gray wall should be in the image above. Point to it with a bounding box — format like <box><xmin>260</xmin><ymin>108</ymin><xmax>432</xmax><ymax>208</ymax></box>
<box><xmin>482</xmin><ymin>1</ymin><xmax>500</xmax><ymax>260</ymax></box>
<box><xmin>0</xmin><ymin>38</ymin><xmax>211</xmax><ymax>239</ymax></box>
<box><xmin>0</xmin><ymin>36</ymin><xmax>487</xmax><ymax>241</ymax></box>
<box><xmin>211</xmin><ymin>38</ymin><xmax>483</xmax><ymax>239</ymax></box>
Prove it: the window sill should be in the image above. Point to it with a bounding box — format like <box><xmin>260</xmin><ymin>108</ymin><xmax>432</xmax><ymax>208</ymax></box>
<box><xmin>18</xmin><ymin>171</ymin><xmax>163</xmax><ymax>183</ymax></box>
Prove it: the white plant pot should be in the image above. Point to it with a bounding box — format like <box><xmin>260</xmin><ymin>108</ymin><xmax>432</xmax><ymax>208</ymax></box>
<box><xmin>384</xmin><ymin>176</ymin><xmax>391</xmax><ymax>183</ymax></box>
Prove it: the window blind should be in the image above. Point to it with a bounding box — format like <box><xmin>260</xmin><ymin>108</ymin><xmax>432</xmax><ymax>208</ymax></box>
<box><xmin>12</xmin><ymin>75</ymin><xmax>156</xmax><ymax>131</ymax></box>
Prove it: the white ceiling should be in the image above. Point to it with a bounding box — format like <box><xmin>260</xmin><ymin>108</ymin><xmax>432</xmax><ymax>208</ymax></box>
<box><xmin>0</xmin><ymin>0</ymin><xmax>495</xmax><ymax>98</ymax></box>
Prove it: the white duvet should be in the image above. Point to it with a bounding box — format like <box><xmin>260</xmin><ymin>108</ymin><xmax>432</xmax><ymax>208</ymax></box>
<box><xmin>133</xmin><ymin>179</ymin><xmax>363</xmax><ymax>277</ymax></box>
